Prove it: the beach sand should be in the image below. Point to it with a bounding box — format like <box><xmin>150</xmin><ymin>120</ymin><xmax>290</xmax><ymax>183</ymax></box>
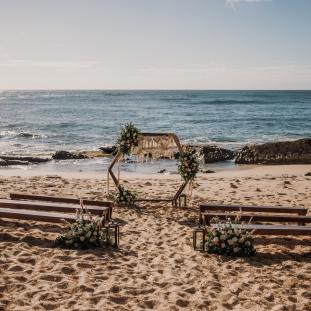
<box><xmin>0</xmin><ymin>165</ymin><xmax>311</xmax><ymax>311</ymax></box>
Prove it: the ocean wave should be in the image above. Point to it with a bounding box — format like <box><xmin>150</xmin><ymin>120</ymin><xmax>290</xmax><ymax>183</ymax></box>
<box><xmin>0</xmin><ymin>130</ymin><xmax>47</xmax><ymax>139</ymax></box>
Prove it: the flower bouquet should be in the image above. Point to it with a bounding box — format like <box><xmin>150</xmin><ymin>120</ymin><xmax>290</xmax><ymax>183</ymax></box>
<box><xmin>116</xmin><ymin>122</ymin><xmax>140</xmax><ymax>155</ymax></box>
<box><xmin>55</xmin><ymin>201</ymin><xmax>108</xmax><ymax>249</ymax></box>
<box><xmin>107</xmin><ymin>186</ymin><xmax>137</xmax><ymax>206</ymax></box>
<box><xmin>178</xmin><ymin>146</ymin><xmax>200</xmax><ymax>182</ymax></box>
<box><xmin>205</xmin><ymin>217</ymin><xmax>256</xmax><ymax>257</ymax></box>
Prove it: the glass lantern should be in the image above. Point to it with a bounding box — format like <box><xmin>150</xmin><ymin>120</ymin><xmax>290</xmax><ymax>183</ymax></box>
<box><xmin>193</xmin><ymin>226</ymin><xmax>206</xmax><ymax>251</ymax></box>
<box><xmin>104</xmin><ymin>221</ymin><xmax>120</xmax><ymax>248</ymax></box>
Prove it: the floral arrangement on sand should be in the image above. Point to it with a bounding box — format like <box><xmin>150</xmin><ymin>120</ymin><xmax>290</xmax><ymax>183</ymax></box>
<box><xmin>205</xmin><ymin>217</ymin><xmax>256</xmax><ymax>257</ymax></box>
<box><xmin>55</xmin><ymin>200</ymin><xmax>109</xmax><ymax>249</ymax></box>
<box><xmin>177</xmin><ymin>146</ymin><xmax>200</xmax><ymax>182</ymax></box>
<box><xmin>107</xmin><ymin>186</ymin><xmax>137</xmax><ymax>206</ymax></box>
<box><xmin>116</xmin><ymin>122</ymin><xmax>140</xmax><ymax>155</ymax></box>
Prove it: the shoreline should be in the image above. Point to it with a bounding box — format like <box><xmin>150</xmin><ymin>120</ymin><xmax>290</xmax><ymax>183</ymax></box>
<box><xmin>0</xmin><ymin>163</ymin><xmax>310</xmax><ymax>179</ymax></box>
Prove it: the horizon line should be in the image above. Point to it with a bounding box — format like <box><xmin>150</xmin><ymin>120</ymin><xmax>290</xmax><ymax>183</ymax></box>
<box><xmin>1</xmin><ymin>89</ymin><xmax>311</xmax><ymax>92</ymax></box>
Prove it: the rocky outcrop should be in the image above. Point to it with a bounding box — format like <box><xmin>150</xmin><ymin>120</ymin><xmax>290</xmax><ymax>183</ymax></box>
<box><xmin>0</xmin><ymin>159</ymin><xmax>8</xmax><ymax>166</ymax></box>
<box><xmin>201</xmin><ymin>145</ymin><xmax>235</xmax><ymax>163</ymax></box>
<box><xmin>99</xmin><ymin>146</ymin><xmax>117</xmax><ymax>155</ymax></box>
<box><xmin>0</xmin><ymin>159</ymin><xmax>29</xmax><ymax>166</ymax></box>
<box><xmin>0</xmin><ymin>156</ymin><xmax>49</xmax><ymax>164</ymax></box>
<box><xmin>235</xmin><ymin>139</ymin><xmax>311</xmax><ymax>164</ymax></box>
<box><xmin>52</xmin><ymin>151</ymin><xmax>88</xmax><ymax>160</ymax></box>
<box><xmin>175</xmin><ymin>145</ymin><xmax>235</xmax><ymax>163</ymax></box>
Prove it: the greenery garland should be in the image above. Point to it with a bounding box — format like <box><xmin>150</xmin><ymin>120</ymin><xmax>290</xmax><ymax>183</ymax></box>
<box><xmin>108</xmin><ymin>186</ymin><xmax>137</xmax><ymax>206</ymax></box>
<box><xmin>116</xmin><ymin>122</ymin><xmax>140</xmax><ymax>155</ymax></box>
<box><xmin>55</xmin><ymin>203</ymin><xmax>109</xmax><ymax>249</ymax></box>
<box><xmin>177</xmin><ymin>146</ymin><xmax>200</xmax><ymax>182</ymax></box>
<box><xmin>205</xmin><ymin>217</ymin><xmax>256</xmax><ymax>257</ymax></box>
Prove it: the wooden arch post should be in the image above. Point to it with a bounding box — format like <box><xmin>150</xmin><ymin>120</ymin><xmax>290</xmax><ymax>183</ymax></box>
<box><xmin>107</xmin><ymin>133</ymin><xmax>188</xmax><ymax>207</ymax></box>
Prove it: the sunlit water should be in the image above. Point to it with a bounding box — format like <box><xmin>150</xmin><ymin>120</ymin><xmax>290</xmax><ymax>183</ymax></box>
<box><xmin>1</xmin><ymin>90</ymin><xmax>310</xmax><ymax>173</ymax></box>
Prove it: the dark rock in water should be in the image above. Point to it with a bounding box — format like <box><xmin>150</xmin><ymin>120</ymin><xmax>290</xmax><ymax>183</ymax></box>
<box><xmin>52</xmin><ymin>151</ymin><xmax>88</xmax><ymax>160</ymax></box>
<box><xmin>0</xmin><ymin>159</ymin><xmax>8</xmax><ymax>166</ymax></box>
<box><xmin>158</xmin><ymin>169</ymin><xmax>167</xmax><ymax>174</ymax></box>
<box><xmin>0</xmin><ymin>156</ymin><xmax>49</xmax><ymax>164</ymax></box>
<box><xmin>202</xmin><ymin>145</ymin><xmax>235</xmax><ymax>163</ymax></box>
<box><xmin>99</xmin><ymin>146</ymin><xmax>117</xmax><ymax>155</ymax></box>
<box><xmin>201</xmin><ymin>169</ymin><xmax>215</xmax><ymax>174</ymax></box>
<box><xmin>235</xmin><ymin>138</ymin><xmax>311</xmax><ymax>164</ymax></box>
<box><xmin>6</xmin><ymin>160</ymin><xmax>29</xmax><ymax>166</ymax></box>
<box><xmin>305</xmin><ymin>172</ymin><xmax>311</xmax><ymax>176</ymax></box>
<box><xmin>159</xmin><ymin>156</ymin><xmax>171</xmax><ymax>160</ymax></box>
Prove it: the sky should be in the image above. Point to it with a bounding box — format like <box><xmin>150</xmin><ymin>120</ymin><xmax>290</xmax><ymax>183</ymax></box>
<box><xmin>0</xmin><ymin>0</ymin><xmax>310</xmax><ymax>90</ymax></box>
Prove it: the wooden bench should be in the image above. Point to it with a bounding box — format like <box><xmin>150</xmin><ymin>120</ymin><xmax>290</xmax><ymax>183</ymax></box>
<box><xmin>199</xmin><ymin>203</ymin><xmax>308</xmax><ymax>224</ymax></box>
<box><xmin>197</xmin><ymin>203</ymin><xmax>311</xmax><ymax>237</ymax></box>
<box><xmin>0</xmin><ymin>194</ymin><xmax>119</xmax><ymax>247</ymax></box>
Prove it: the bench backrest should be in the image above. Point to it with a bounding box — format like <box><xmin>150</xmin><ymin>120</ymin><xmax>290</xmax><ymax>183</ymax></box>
<box><xmin>200</xmin><ymin>204</ymin><xmax>307</xmax><ymax>215</ymax></box>
<box><xmin>10</xmin><ymin>193</ymin><xmax>113</xmax><ymax>207</ymax></box>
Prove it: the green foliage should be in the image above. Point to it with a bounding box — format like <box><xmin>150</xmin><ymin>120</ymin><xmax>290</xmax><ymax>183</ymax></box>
<box><xmin>55</xmin><ymin>205</ymin><xmax>109</xmax><ymax>249</ymax></box>
<box><xmin>107</xmin><ymin>186</ymin><xmax>137</xmax><ymax>205</ymax></box>
<box><xmin>205</xmin><ymin>217</ymin><xmax>256</xmax><ymax>257</ymax></box>
<box><xmin>177</xmin><ymin>146</ymin><xmax>200</xmax><ymax>182</ymax></box>
<box><xmin>116</xmin><ymin>122</ymin><xmax>140</xmax><ymax>155</ymax></box>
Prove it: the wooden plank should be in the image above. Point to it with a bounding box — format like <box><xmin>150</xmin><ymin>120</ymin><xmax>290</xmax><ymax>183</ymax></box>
<box><xmin>0</xmin><ymin>208</ymin><xmax>77</xmax><ymax>223</ymax></box>
<box><xmin>202</xmin><ymin>212</ymin><xmax>311</xmax><ymax>225</ymax></box>
<box><xmin>135</xmin><ymin>198</ymin><xmax>185</xmax><ymax>204</ymax></box>
<box><xmin>0</xmin><ymin>199</ymin><xmax>110</xmax><ymax>217</ymax></box>
<box><xmin>200</xmin><ymin>204</ymin><xmax>307</xmax><ymax>216</ymax></box>
<box><xmin>10</xmin><ymin>193</ymin><xmax>113</xmax><ymax>207</ymax></box>
<box><xmin>210</xmin><ymin>223</ymin><xmax>311</xmax><ymax>235</ymax></box>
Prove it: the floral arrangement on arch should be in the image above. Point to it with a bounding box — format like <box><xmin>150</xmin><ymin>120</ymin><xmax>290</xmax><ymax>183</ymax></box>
<box><xmin>107</xmin><ymin>186</ymin><xmax>137</xmax><ymax>206</ymax></box>
<box><xmin>177</xmin><ymin>146</ymin><xmax>200</xmax><ymax>182</ymax></box>
<box><xmin>205</xmin><ymin>217</ymin><xmax>256</xmax><ymax>257</ymax></box>
<box><xmin>55</xmin><ymin>201</ymin><xmax>109</xmax><ymax>249</ymax></box>
<box><xmin>116</xmin><ymin>122</ymin><xmax>140</xmax><ymax>156</ymax></box>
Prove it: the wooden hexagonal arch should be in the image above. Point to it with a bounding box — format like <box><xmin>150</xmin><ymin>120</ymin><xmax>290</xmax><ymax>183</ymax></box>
<box><xmin>108</xmin><ymin>133</ymin><xmax>188</xmax><ymax>207</ymax></box>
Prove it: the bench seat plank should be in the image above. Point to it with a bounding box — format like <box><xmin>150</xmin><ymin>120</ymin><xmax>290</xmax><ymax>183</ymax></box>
<box><xmin>210</xmin><ymin>223</ymin><xmax>311</xmax><ymax>235</ymax></box>
<box><xmin>202</xmin><ymin>212</ymin><xmax>311</xmax><ymax>225</ymax></box>
<box><xmin>0</xmin><ymin>199</ymin><xmax>110</xmax><ymax>218</ymax></box>
<box><xmin>0</xmin><ymin>208</ymin><xmax>79</xmax><ymax>223</ymax></box>
<box><xmin>200</xmin><ymin>204</ymin><xmax>307</xmax><ymax>215</ymax></box>
<box><xmin>10</xmin><ymin>193</ymin><xmax>113</xmax><ymax>207</ymax></box>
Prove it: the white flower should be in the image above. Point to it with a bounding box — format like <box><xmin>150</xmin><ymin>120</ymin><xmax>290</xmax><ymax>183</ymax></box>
<box><xmin>80</xmin><ymin>236</ymin><xmax>85</xmax><ymax>242</ymax></box>
<box><xmin>220</xmin><ymin>235</ymin><xmax>227</xmax><ymax>241</ymax></box>
<box><xmin>86</xmin><ymin>231</ymin><xmax>92</xmax><ymax>238</ymax></box>
<box><xmin>232</xmin><ymin>237</ymin><xmax>238</xmax><ymax>244</ymax></box>
<box><xmin>233</xmin><ymin>247</ymin><xmax>240</xmax><ymax>253</ymax></box>
<box><xmin>213</xmin><ymin>237</ymin><xmax>219</xmax><ymax>245</ymax></box>
<box><xmin>245</xmin><ymin>241</ymin><xmax>251</xmax><ymax>247</ymax></box>
<box><xmin>221</xmin><ymin>243</ymin><xmax>226</xmax><ymax>248</ymax></box>
<box><xmin>227</xmin><ymin>239</ymin><xmax>233</xmax><ymax>246</ymax></box>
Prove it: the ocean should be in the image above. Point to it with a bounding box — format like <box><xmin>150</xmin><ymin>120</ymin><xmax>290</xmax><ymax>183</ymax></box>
<box><xmin>0</xmin><ymin>90</ymin><xmax>310</xmax><ymax>173</ymax></box>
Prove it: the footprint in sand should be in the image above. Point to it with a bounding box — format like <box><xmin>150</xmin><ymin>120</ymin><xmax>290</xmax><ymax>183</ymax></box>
<box><xmin>61</xmin><ymin>266</ymin><xmax>75</xmax><ymax>275</ymax></box>
<box><xmin>40</xmin><ymin>274</ymin><xmax>63</xmax><ymax>282</ymax></box>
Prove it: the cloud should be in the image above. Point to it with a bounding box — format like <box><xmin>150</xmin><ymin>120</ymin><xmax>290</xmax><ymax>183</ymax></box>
<box><xmin>225</xmin><ymin>0</ymin><xmax>271</xmax><ymax>8</ymax></box>
<box><xmin>0</xmin><ymin>59</ymin><xmax>104</xmax><ymax>69</ymax></box>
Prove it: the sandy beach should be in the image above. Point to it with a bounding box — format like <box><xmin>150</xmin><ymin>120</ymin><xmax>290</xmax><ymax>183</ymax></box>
<box><xmin>1</xmin><ymin>164</ymin><xmax>311</xmax><ymax>311</ymax></box>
